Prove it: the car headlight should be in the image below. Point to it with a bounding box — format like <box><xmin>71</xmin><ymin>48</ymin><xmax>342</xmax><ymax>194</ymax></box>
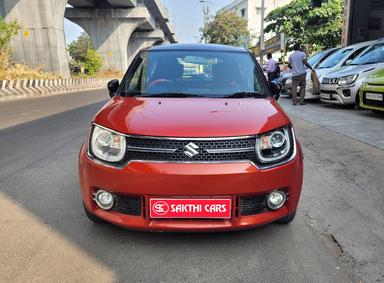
<box><xmin>89</xmin><ymin>125</ymin><xmax>126</xmax><ymax>163</ymax></box>
<box><xmin>255</xmin><ymin>127</ymin><xmax>294</xmax><ymax>164</ymax></box>
<box><xmin>338</xmin><ymin>74</ymin><xmax>358</xmax><ymax>86</ymax></box>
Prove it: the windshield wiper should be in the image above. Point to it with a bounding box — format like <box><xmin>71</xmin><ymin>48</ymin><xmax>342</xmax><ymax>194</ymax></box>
<box><xmin>223</xmin><ymin>92</ymin><xmax>262</xmax><ymax>98</ymax></box>
<box><xmin>141</xmin><ymin>92</ymin><xmax>204</xmax><ymax>98</ymax></box>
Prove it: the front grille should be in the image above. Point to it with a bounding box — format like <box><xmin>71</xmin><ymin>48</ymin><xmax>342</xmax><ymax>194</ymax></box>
<box><xmin>125</xmin><ymin>136</ymin><xmax>257</xmax><ymax>163</ymax></box>
<box><xmin>88</xmin><ymin>125</ymin><xmax>295</xmax><ymax>167</ymax></box>
<box><xmin>322</xmin><ymin>78</ymin><xmax>339</xmax><ymax>84</ymax></box>
<box><xmin>113</xmin><ymin>195</ymin><xmax>142</xmax><ymax>216</ymax></box>
<box><xmin>112</xmin><ymin>193</ymin><xmax>286</xmax><ymax>217</ymax></box>
<box><xmin>240</xmin><ymin>195</ymin><xmax>268</xmax><ymax>216</ymax></box>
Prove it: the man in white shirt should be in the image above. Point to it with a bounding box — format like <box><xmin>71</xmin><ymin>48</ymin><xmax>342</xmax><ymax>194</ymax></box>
<box><xmin>288</xmin><ymin>43</ymin><xmax>314</xmax><ymax>105</ymax></box>
<box><xmin>266</xmin><ymin>53</ymin><xmax>277</xmax><ymax>84</ymax></box>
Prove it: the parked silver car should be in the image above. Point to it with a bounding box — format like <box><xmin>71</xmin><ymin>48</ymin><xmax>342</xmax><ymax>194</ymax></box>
<box><xmin>320</xmin><ymin>38</ymin><xmax>384</xmax><ymax>105</ymax></box>
<box><xmin>307</xmin><ymin>41</ymin><xmax>374</xmax><ymax>100</ymax></box>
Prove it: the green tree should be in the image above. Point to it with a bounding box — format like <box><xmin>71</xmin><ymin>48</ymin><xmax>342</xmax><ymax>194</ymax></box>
<box><xmin>264</xmin><ymin>0</ymin><xmax>343</xmax><ymax>53</ymax></box>
<box><xmin>0</xmin><ymin>17</ymin><xmax>20</xmax><ymax>72</ymax></box>
<box><xmin>0</xmin><ymin>17</ymin><xmax>20</xmax><ymax>50</ymax></box>
<box><xmin>68</xmin><ymin>32</ymin><xmax>103</xmax><ymax>75</ymax></box>
<box><xmin>83</xmin><ymin>49</ymin><xmax>103</xmax><ymax>75</ymax></box>
<box><xmin>68</xmin><ymin>32</ymin><xmax>93</xmax><ymax>62</ymax></box>
<box><xmin>201</xmin><ymin>11</ymin><xmax>251</xmax><ymax>47</ymax></box>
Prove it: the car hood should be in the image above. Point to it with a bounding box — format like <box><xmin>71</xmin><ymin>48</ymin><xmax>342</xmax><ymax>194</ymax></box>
<box><xmin>313</xmin><ymin>67</ymin><xmax>335</xmax><ymax>80</ymax></box>
<box><xmin>366</xmin><ymin>69</ymin><xmax>384</xmax><ymax>85</ymax></box>
<box><xmin>324</xmin><ymin>64</ymin><xmax>378</xmax><ymax>79</ymax></box>
<box><xmin>93</xmin><ymin>97</ymin><xmax>291</xmax><ymax>137</ymax></box>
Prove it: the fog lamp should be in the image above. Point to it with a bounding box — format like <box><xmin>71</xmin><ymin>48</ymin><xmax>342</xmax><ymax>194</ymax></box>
<box><xmin>94</xmin><ymin>190</ymin><xmax>114</xmax><ymax>210</ymax></box>
<box><xmin>267</xmin><ymin>191</ymin><xmax>286</xmax><ymax>210</ymax></box>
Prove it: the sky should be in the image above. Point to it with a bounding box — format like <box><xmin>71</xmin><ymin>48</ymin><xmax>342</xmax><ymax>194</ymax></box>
<box><xmin>64</xmin><ymin>0</ymin><xmax>234</xmax><ymax>45</ymax></box>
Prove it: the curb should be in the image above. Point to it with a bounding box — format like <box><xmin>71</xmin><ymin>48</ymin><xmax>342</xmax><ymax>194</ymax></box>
<box><xmin>0</xmin><ymin>78</ymin><xmax>110</xmax><ymax>101</ymax></box>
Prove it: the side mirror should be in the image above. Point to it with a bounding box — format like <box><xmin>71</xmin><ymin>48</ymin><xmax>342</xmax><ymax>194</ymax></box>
<box><xmin>270</xmin><ymin>81</ymin><xmax>281</xmax><ymax>101</ymax></box>
<box><xmin>107</xmin><ymin>79</ymin><xmax>120</xmax><ymax>98</ymax></box>
<box><xmin>345</xmin><ymin>59</ymin><xmax>353</xmax><ymax>66</ymax></box>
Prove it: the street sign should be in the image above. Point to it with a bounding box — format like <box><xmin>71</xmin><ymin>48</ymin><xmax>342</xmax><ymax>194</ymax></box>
<box><xmin>250</xmin><ymin>34</ymin><xmax>285</xmax><ymax>56</ymax></box>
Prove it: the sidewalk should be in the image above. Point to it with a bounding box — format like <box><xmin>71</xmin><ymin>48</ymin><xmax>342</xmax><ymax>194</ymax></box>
<box><xmin>278</xmin><ymin>97</ymin><xmax>384</xmax><ymax>150</ymax></box>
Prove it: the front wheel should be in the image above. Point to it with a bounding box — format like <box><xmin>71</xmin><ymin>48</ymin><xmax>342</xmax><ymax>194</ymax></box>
<box><xmin>276</xmin><ymin>211</ymin><xmax>296</xmax><ymax>224</ymax></box>
<box><xmin>83</xmin><ymin>203</ymin><xmax>106</xmax><ymax>224</ymax></box>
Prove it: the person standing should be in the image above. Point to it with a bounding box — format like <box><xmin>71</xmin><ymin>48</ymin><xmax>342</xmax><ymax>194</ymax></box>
<box><xmin>266</xmin><ymin>52</ymin><xmax>277</xmax><ymax>84</ymax></box>
<box><xmin>288</xmin><ymin>43</ymin><xmax>314</xmax><ymax>105</ymax></box>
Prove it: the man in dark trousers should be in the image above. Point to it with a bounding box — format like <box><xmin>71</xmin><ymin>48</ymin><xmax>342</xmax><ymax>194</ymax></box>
<box><xmin>288</xmin><ymin>43</ymin><xmax>314</xmax><ymax>105</ymax></box>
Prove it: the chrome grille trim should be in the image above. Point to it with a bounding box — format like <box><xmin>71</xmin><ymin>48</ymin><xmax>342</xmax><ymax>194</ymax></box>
<box><xmin>126</xmin><ymin>145</ymin><xmax>178</xmax><ymax>153</ymax></box>
<box><xmin>205</xmin><ymin>147</ymin><xmax>255</xmax><ymax>154</ymax></box>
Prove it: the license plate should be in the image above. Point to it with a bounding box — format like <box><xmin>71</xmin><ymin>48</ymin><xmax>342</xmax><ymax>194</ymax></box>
<box><xmin>150</xmin><ymin>198</ymin><xmax>232</xmax><ymax>219</ymax></box>
<box><xmin>321</xmin><ymin>93</ymin><xmax>331</xmax><ymax>99</ymax></box>
<box><xmin>366</xmin><ymin>92</ymin><xmax>383</xmax><ymax>101</ymax></box>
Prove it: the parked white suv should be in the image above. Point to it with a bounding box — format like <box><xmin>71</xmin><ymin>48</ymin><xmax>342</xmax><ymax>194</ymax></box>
<box><xmin>320</xmin><ymin>39</ymin><xmax>384</xmax><ymax>105</ymax></box>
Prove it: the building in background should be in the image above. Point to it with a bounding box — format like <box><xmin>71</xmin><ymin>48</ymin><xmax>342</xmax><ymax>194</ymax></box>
<box><xmin>342</xmin><ymin>0</ymin><xmax>384</xmax><ymax>46</ymax></box>
<box><xmin>220</xmin><ymin>0</ymin><xmax>292</xmax><ymax>45</ymax></box>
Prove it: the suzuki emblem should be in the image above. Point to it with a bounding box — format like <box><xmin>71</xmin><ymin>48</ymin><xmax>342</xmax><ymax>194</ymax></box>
<box><xmin>184</xmin><ymin>142</ymin><xmax>199</xmax><ymax>158</ymax></box>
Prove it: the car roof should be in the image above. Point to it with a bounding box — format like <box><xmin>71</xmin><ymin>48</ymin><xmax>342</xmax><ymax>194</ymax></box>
<box><xmin>373</xmin><ymin>37</ymin><xmax>384</xmax><ymax>44</ymax></box>
<box><xmin>147</xmin><ymin>43</ymin><xmax>248</xmax><ymax>52</ymax></box>
<box><xmin>340</xmin><ymin>40</ymin><xmax>376</xmax><ymax>50</ymax></box>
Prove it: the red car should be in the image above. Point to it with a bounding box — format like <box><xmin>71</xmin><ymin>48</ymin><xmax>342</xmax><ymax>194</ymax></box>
<box><xmin>79</xmin><ymin>44</ymin><xmax>304</xmax><ymax>232</ymax></box>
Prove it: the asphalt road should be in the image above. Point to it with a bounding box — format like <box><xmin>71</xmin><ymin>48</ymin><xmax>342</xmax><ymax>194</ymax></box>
<box><xmin>1</xmin><ymin>90</ymin><xmax>383</xmax><ymax>282</ymax></box>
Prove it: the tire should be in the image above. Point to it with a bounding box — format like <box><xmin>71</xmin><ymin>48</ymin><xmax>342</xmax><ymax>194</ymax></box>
<box><xmin>355</xmin><ymin>91</ymin><xmax>361</xmax><ymax>108</ymax></box>
<box><xmin>276</xmin><ymin>211</ymin><xmax>296</xmax><ymax>224</ymax></box>
<box><xmin>83</xmin><ymin>203</ymin><xmax>106</xmax><ymax>224</ymax></box>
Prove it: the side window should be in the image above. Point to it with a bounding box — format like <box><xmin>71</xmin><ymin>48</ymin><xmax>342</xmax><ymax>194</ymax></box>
<box><xmin>344</xmin><ymin>47</ymin><xmax>367</xmax><ymax>65</ymax></box>
<box><xmin>127</xmin><ymin>61</ymin><xmax>144</xmax><ymax>92</ymax></box>
<box><xmin>122</xmin><ymin>54</ymin><xmax>147</xmax><ymax>94</ymax></box>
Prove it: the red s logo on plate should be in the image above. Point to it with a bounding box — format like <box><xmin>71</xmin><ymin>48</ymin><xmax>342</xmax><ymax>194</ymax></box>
<box><xmin>152</xmin><ymin>201</ymin><xmax>169</xmax><ymax>215</ymax></box>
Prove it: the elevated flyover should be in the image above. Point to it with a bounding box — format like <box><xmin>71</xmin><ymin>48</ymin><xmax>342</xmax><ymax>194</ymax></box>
<box><xmin>0</xmin><ymin>0</ymin><xmax>176</xmax><ymax>76</ymax></box>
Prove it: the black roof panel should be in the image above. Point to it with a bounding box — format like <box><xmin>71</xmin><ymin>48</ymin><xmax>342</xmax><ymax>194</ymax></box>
<box><xmin>147</xmin><ymin>43</ymin><xmax>247</xmax><ymax>52</ymax></box>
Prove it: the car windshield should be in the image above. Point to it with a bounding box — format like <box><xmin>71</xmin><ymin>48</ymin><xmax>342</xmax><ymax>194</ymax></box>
<box><xmin>318</xmin><ymin>47</ymin><xmax>353</xmax><ymax>69</ymax></box>
<box><xmin>350</xmin><ymin>43</ymin><xmax>384</xmax><ymax>65</ymax></box>
<box><xmin>308</xmin><ymin>50</ymin><xmax>328</xmax><ymax>67</ymax></box>
<box><xmin>120</xmin><ymin>50</ymin><xmax>268</xmax><ymax>98</ymax></box>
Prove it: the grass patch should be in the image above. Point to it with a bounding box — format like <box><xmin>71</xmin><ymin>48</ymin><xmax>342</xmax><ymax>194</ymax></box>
<box><xmin>0</xmin><ymin>50</ymin><xmax>58</xmax><ymax>80</ymax></box>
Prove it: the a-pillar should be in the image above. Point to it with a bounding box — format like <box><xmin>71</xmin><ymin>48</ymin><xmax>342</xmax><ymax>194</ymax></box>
<box><xmin>65</xmin><ymin>7</ymin><xmax>151</xmax><ymax>72</ymax></box>
<box><xmin>0</xmin><ymin>0</ymin><xmax>70</xmax><ymax>77</ymax></box>
<box><xmin>127</xmin><ymin>29</ymin><xmax>164</xmax><ymax>64</ymax></box>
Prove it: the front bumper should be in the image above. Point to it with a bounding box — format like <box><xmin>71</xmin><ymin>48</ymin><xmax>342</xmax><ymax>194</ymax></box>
<box><xmin>320</xmin><ymin>82</ymin><xmax>360</xmax><ymax>105</ymax></box>
<box><xmin>79</xmin><ymin>142</ymin><xmax>304</xmax><ymax>232</ymax></box>
<box><xmin>359</xmin><ymin>85</ymin><xmax>384</xmax><ymax>112</ymax></box>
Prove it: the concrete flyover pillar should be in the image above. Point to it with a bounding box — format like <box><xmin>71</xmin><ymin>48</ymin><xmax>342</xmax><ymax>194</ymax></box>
<box><xmin>127</xmin><ymin>29</ymin><xmax>164</xmax><ymax>64</ymax></box>
<box><xmin>65</xmin><ymin>7</ymin><xmax>151</xmax><ymax>72</ymax></box>
<box><xmin>0</xmin><ymin>0</ymin><xmax>70</xmax><ymax>78</ymax></box>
